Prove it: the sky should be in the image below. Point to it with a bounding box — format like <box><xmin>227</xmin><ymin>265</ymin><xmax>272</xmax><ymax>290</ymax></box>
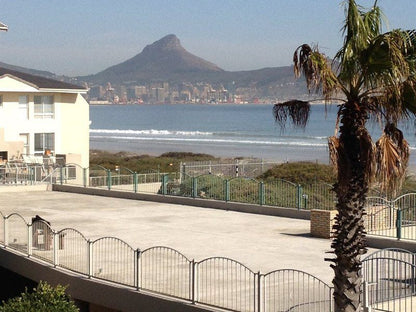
<box><xmin>0</xmin><ymin>0</ymin><xmax>415</xmax><ymax>77</ymax></box>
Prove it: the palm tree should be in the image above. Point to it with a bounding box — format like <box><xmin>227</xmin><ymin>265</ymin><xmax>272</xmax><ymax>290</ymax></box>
<box><xmin>273</xmin><ymin>1</ymin><xmax>416</xmax><ymax>311</ymax></box>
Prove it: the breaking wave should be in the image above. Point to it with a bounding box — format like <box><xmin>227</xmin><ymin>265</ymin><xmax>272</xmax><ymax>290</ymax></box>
<box><xmin>90</xmin><ymin>129</ymin><xmax>212</xmax><ymax>136</ymax></box>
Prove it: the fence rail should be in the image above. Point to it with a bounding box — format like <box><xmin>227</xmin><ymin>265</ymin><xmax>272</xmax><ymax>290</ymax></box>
<box><xmin>362</xmin><ymin>257</ymin><xmax>416</xmax><ymax>311</ymax></box>
<box><xmin>0</xmin><ymin>211</ymin><xmax>334</xmax><ymax>312</ymax></box>
<box><xmin>180</xmin><ymin>159</ymin><xmax>279</xmax><ymax>178</ymax></box>
<box><xmin>5</xmin><ymin>162</ymin><xmax>416</xmax><ymax>217</ymax></box>
<box><xmin>365</xmin><ymin>193</ymin><xmax>416</xmax><ymax>240</ymax></box>
<box><xmin>2</xmin><ymin>211</ymin><xmax>416</xmax><ymax>311</ymax></box>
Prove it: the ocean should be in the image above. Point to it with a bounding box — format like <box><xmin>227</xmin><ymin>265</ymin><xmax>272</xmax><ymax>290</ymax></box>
<box><xmin>89</xmin><ymin>104</ymin><xmax>416</xmax><ymax>165</ymax></box>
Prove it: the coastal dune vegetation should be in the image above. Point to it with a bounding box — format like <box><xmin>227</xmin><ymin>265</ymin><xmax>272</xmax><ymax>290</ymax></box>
<box><xmin>90</xmin><ymin>150</ymin><xmax>416</xmax><ymax>194</ymax></box>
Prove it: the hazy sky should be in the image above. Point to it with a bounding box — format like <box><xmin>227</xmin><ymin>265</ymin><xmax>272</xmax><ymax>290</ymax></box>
<box><xmin>0</xmin><ymin>0</ymin><xmax>415</xmax><ymax>76</ymax></box>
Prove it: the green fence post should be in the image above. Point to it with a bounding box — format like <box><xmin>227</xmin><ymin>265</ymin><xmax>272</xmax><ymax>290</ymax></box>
<box><xmin>296</xmin><ymin>184</ymin><xmax>303</xmax><ymax>210</ymax></box>
<box><xmin>162</xmin><ymin>174</ymin><xmax>168</xmax><ymax>195</ymax></box>
<box><xmin>259</xmin><ymin>182</ymin><xmax>265</xmax><ymax>206</ymax></box>
<box><xmin>60</xmin><ymin>166</ymin><xmax>63</xmax><ymax>185</ymax></box>
<box><xmin>396</xmin><ymin>209</ymin><xmax>402</xmax><ymax>240</ymax></box>
<box><xmin>192</xmin><ymin>177</ymin><xmax>198</xmax><ymax>198</ymax></box>
<box><xmin>83</xmin><ymin>168</ymin><xmax>87</xmax><ymax>187</ymax></box>
<box><xmin>133</xmin><ymin>172</ymin><xmax>138</xmax><ymax>193</ymax></box>
<box><xmin>224</xmin><ymin>180</ymin><xmax>230</xmax><ymax>202</ymax></box>
<box><xmin>107</xmin><ymin>170</ymin><xmax>112</xmax><ymax>190</ymax></box>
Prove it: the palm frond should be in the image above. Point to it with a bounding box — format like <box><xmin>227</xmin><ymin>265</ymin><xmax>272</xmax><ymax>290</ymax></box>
<box><xmin>336</xmin><ymin>0</ymin><xmax>384</xmax><ymax>90</ymax></box>
<box><xmin>293</xmin><ymin>44</ymin><xmax>340</xmax><ymax>99</ymax></box>
<box><xmin>273</xmin><ymin>100</ymin><xmax>310</xmax><ymax>129</ymax></box>
<box><xmin>359</xmin><ymin>29</ymin><xmax>416</xmax><ymax>123</ymax></box>
<box><xmin>361</xmin><ymin>30</ymin><xmax>411</xmax><ymax>89</ymax></box>
<box><xmin>293</xmin><ymin>44</ymin><xmax>313</xmax><ymax>88</ymax></box>
<box><xmin>375</xmin><ymin>124</ymin><xmax>409</xmax><ymax>196</ymax></box>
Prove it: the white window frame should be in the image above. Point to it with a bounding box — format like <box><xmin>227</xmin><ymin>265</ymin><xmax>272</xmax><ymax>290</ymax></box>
<box><xmin>19</xmin><ymin>95</ymin><xmax>29</xmax><ymax>119</ymax></box>
<box><xmin>34</xmin><ymin>95</ymin><xmax>54</xmax><ymax>119</ymax></box>
<box><xmin>19</xmin><ymin>133</ymin><xmax>30</xmax><ymax>155</ymax></box>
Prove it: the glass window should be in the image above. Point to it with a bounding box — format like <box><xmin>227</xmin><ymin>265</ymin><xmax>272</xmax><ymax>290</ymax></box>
<box><xmin>18</xmin><ymin>95</ymin><xmax>29</xmax><ymax>119</ymax></box>
<box><xmin>34</xmin><ymin>133</ymin><xmax>55</xmax><ymax>154</ymax></box>
<box><xmin>34</xmin><ymin>95</ymin><xmax>54</xmax><ymax>119</ymax></box>
<box><xmin>0</xmin><ymin>95</ymin><xmax>3</xmax><ymax>108</ymax></box>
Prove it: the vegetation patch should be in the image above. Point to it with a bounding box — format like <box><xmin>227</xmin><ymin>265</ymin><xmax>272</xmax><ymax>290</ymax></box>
<box><xmin>0</xmin><ymin>281</ymin><xmax>78</xmax><ymax>312</ymax></box>
<box><xmin>258</xmin><ymin>161</ymin><xmax>336</xmax><ymax>184</ymax></box>
<box><xmin>90</xmin><ymin>150</ymin><xmax>218</xmax><ymax>173</ymax></box>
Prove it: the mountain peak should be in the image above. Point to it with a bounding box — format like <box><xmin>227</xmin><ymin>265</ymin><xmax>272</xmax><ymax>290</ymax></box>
<box><xmin>143</xmin><ymin>34</ymin><xmax>182</xmax><ymax>53</ymax></box>
<box><xmin>88</xmin><ymin>34</ymin><xmax>224</xmax><ymax>83</ymax></box>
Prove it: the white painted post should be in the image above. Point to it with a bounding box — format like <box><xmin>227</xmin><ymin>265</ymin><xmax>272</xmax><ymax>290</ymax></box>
<box><xmin>363</xmin><ymin>281</ymin><xmax>372</xmax><ymax>312</ymax></box>
<box><xmin>53</xmin><ymin>231</ymin><xmax>58</xmax><ymax>267</ymax></box>
<box><xmin>4</xmin><ymin>216</ymin><xmax>8</xmax><ymax>247</ymax></box>
<box><xmin>88</xmin><ymin>240</ymin><xmax>93</xmax><ymax>278</ymax></box>
<box><xmin>27</xmin><ymin>224</ymin><xmax>32</xmax><ymax>256</ymax></box>
<box><xmin>135</xmin><ymin>249</ymin><xmax>141</xmax><ymax>290</ymax></box>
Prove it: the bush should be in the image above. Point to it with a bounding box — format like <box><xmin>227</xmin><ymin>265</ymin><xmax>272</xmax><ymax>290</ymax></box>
<box><xmin>258</xmin><ymin>161</ymin><xmax>336</xmax><ymax>184</ymax></box>
<box><xmin>0</xmin><ymin>281</ymin><xmax>78</xmax><ymax>312</ymax></box>
<box><xmin>89</xmin><ymin>150</ymin><xmax>218</xmax><ymax>173</ymax></box>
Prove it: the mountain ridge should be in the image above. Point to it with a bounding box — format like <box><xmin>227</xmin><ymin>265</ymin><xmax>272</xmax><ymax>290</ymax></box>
<box><xmin>80</xmin><ymin>34</ymin><xmax>226</xmax><ymax>84</ymax></box>
<box><xmin>0</xmin><ymin>34</ymin><xmax>308</xmax><ymax>99</ymax></box>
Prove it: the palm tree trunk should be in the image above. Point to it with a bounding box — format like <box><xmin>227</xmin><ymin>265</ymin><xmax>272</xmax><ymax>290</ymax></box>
<box><xmin>330</xmin><ymin>101</ymin><xmax>370</xmax><ymax>312</ymax></box>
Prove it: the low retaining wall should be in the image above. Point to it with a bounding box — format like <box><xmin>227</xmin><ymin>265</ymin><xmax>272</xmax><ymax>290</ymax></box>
<box><xmin>52</xmin><ymin>184</ymin><xmax>311</xmax><ymax>220</ymax></box>
<box><xmin>0</xmin><ymin>184</ymin><xmax>50</xmax><ymax>192</ymax></box>
<box><xmin>0</xmin><ymin>247</ymin><xmax>216</xmax><ymax>312</ymax></box>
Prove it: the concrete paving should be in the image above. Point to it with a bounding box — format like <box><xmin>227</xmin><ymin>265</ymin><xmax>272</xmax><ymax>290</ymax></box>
<box><xmin>0</xmin><ymin>188</ymin><xmax>379</xmax><ymax>284</ymax></box>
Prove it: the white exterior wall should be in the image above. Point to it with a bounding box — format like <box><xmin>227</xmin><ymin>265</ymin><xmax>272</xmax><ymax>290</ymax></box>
<box><xmin>58</xmin><ymin>93</ymin><xmax>90</xmax><ymax>168</ymax></box>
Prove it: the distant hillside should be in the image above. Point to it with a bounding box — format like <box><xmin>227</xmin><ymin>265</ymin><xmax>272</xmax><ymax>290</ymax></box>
<box><xmin>0</xmin><ymin>61</ymin><xmax>57</xmax><ymax>79</ymax></box>
<box><xmin>78</xmin><ymin>34</ymin><xmax>309</xmax><ymax>98</ymax></box>
<box><xmin>0</xmin><ymin>34</ymin><xmax>310</xmax><ymax>99</ymax></box>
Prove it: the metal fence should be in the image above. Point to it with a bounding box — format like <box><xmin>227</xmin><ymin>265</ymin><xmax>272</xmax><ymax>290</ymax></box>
<box><xmin>43</xmin><ymin>164</ymin><xmax>336</xmax><ymax>211</ymax></box>
<box><xmin>180</xmin><ymin>159</ymin><xmax>278</xmax><ymax>178</ymax></box>
<box><xmin>0</xmin><ymin>162</ymin><xmax>395</xmax><ymax>213</ymax></box>
<box><xmin>0</xmin><ymin>211</ymin><xmax>334</xmax><ymax>312</ymax></box>
<box><xmin>362</xmin><ymin>248</ymin><xmax>416</xmax><ymax>311</ymax></box>
<box><xmin>261</xmin><ymin>269</ymin><xmax>333</xmax><ymax>312</ymax></box>
<box><xmin>3</xmin><ymin>211</ymin><xmax>416</xmax><ymax>311</ymax></box>
<box><xmin>365</xmin><ymin>193</ymin><xmax>416</xmax><ymax>240</ymax></box>
<box><xmin>160</xmin><ymin>173</ymin><xmax>336</xmax><ymax>210</ymax></box>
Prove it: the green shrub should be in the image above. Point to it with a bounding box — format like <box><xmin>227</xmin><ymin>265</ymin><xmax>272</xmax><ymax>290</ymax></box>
<box><xmin>0</xmin><ymin>281</ymin><xmax>78</xmax><ymax>312</ymax></box>
<box><xmin>90</xmin><ymin>150</ymin><xmax>218</xmax><ymax>173</ymax></box>
<box><xmin>258</xmin><ymin>161</ymin><xmax>336</xmax><ymax>184</ymax></box>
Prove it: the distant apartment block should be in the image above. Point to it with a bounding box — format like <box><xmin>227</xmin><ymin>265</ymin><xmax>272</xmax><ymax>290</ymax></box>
<box><xmin>0</xmin><ymin>67</ymin><xmax>89</xmax><ymax>169</ymax></box>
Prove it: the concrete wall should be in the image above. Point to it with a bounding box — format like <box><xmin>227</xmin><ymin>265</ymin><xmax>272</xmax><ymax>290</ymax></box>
<box><xmin>0</xmin><ymin>128</ymin><xmax>24</xmax><ymax>160</ymax></box>
<box><xmin>0</xmin><ymin>247</ymin><xmax>217</xmax><ymax>312</ymax></box>
<box><xmin>52</xmin><ymin>184</ymin><xmax>311</xmax><ymax>220</ymax></box>
<box><xmin>59</xmin><ymin>93</ymin><xmax>89</xmax><ymax>168</ymax></box>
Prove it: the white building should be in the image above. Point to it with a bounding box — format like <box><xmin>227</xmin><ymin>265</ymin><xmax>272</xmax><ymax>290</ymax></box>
<box><xmin>0</xmin><ymin>67</ymin><xmax>89</xmax><ymax>169</ymax></box>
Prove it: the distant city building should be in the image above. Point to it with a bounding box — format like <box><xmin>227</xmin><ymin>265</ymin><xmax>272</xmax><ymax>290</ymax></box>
<box><xmin>89</xmin><ymin>85</ymin><xmax>104</xmax><ymax>99</ymax></box>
